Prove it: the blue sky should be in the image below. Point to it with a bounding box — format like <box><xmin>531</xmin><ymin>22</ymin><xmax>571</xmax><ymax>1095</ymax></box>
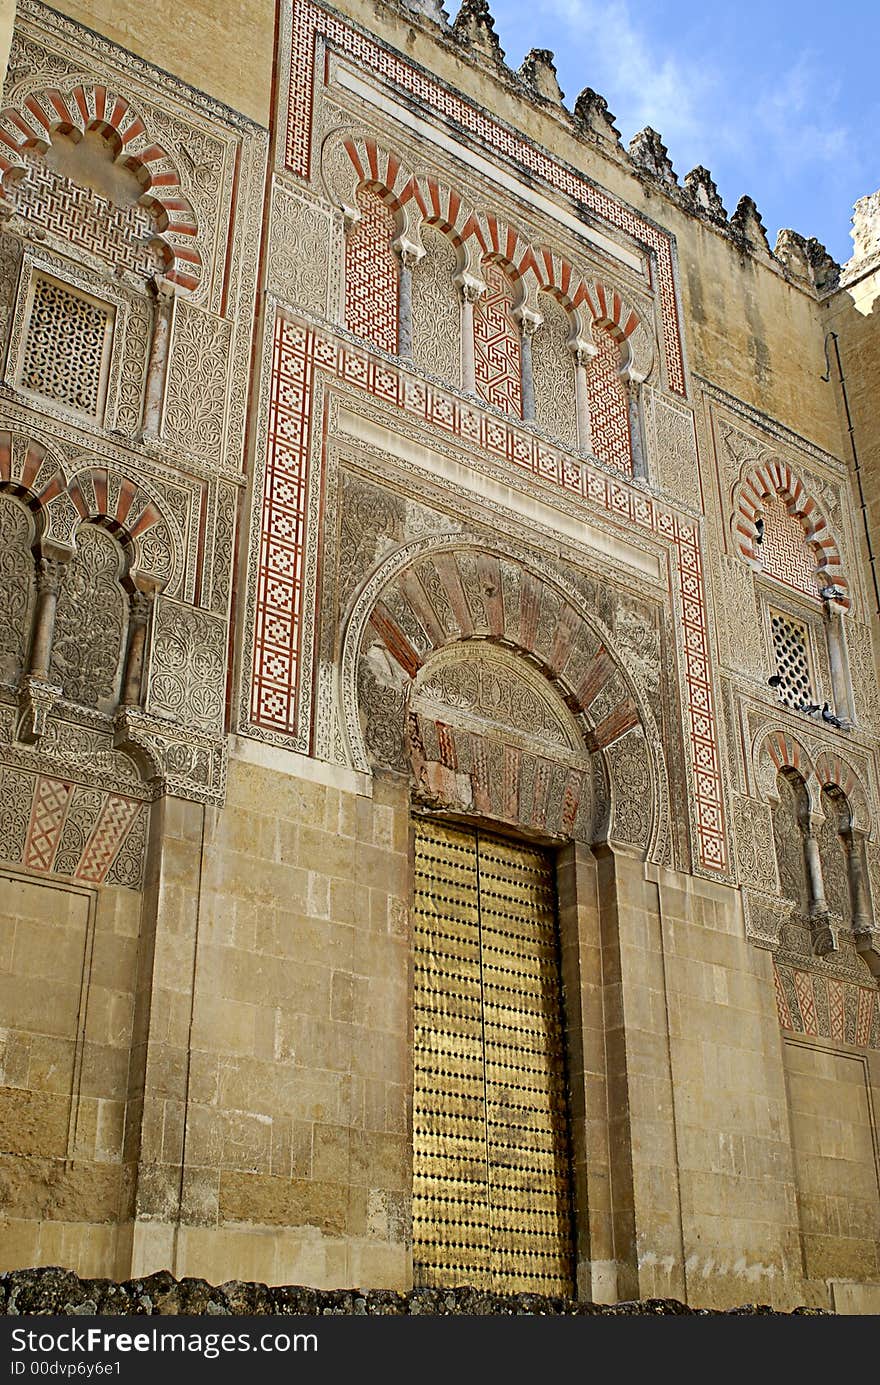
<box><xmin>482</xmin><ymin>0</ymin><xmax>878</xmax><ymax>264</ymax></box>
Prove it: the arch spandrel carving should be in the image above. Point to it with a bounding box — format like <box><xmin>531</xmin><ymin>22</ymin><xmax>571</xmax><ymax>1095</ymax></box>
<box><xmin>340</xmin><ymin>536</ymin><xmax>669</xmax><ymax>860</ymax></box>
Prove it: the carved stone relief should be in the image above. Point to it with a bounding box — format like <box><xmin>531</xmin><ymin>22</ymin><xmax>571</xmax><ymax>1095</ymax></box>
<box><xmin>411</xmin><ymin>224</ymin><xmax>461</xmax><ymax>384</ymax></box>
<box><xmin>605</xmin><ymin>726</ymin><xmax>651</xmax><ymax>848</ymax></box>
<box><xmin>715</xmin><ymin>554</ymin><xmax>764</xmax><ymax>681</ymax></box>
<box><xmin>0</xmin><ymin>763</ymin><xmax>146</xmax><ymax>887</ymax></box>
<box><xmin>0</xmin><ymin>493</ymin><xmax>36</xmax><ymax>687</ymax></box>
<box><xmin>268</xmin><ymin>182</ymin><xmax>333</xmax><ymax>316</ymax></box>
<box><xmin>145</xmin><ymin>597</ymin><xmax>227</xmax><ymax>735</ymax></box>
<box><xmin>817</xmin><ymin>786</ymin><xmax>852</xmax><ymax>926</ymax></box>
<box><xmin>771</xmin><ymin>769</ymin><xmax>810</xmax><ymax>916</ymax></box>
<box><xmin>49</xmin><ymin>523</ymin><xmax>128</xmax><ymax>713</ymax></box>
<box><xmin>162</xmin><ymin>300</ymin><xmax>231</xmax><ymax>464</ymax></box>
<box><xmin>732</xmin><ymin>792</ymin><xmax>779</xmax><ymax>892</ymax></box>
<box><xmin>412</xmin><ymin>642</ymin><xmax>580</xmax><ymax>754</ymax></box>
<box><xmin>645</xmin><ymin>390</ymin><xmax>701</xmax><ymax>511</ymax></box>
<box><xmin>532</xmin><ymin>292</ymin><xmax>577</xmax><ymax>450</ymax></box>
<box><xmin>847</xmin><ymin>619</ymin><xmax>880</xmax><ymax>734</ymax></box>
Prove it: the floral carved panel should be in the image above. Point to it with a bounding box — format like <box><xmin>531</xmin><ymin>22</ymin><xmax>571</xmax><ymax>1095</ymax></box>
<box><xmin>145</xmin><ymin>596</ymin><xmax>227</xmax><ymax>734</ymax></box>
<box><xmin>0</xmin><ymin>493</ymin><xmax>36</xmax><ymax>687</ymax></box>
<box><xmin>49</xmin><ymin>523</ymin><xmax>128</xmax><ymax>713</ymax></box>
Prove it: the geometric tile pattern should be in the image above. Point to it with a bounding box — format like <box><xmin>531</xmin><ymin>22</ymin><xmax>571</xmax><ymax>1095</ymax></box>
<box><xmin>474</xmin><ymin>259</ymin><xmax>522</xmax><ymax>417</ymax></box>
<box><xmin>16</xmin><ymin>154</ymin><xmax>158</xmax><ymax>280</ymax></box>
<box><xmin>23</xmin><ymin>775</ymin><xmax>73</xmax><ymax>872</ymax></box>
<box><xmin>250</xmin><ymin>315</ymin><xmax>313</xmax><ymax>733</ymax></box>
<box><xmin>760</xmin><ymin>491</ymin><xmax>821</xmax><ymax>601</ymax></box>
<box><xmin>587</xmin><ymin>322</ymin><xmax>631</xmax><ymax>472</ymax></box>
<box><xmin>250</xmin><ymin>313</ymin><xmax>727</xmax><ymax>871</ymax></box>
<box><xmin>775</xmin><ymin>961</ymin><xmax>880</xmax><ymax>1050</ymax></box>
<box><xmin>76</xmin><ymin>794</ymin><xmax>140</xmax><ymax>883</ymax></box>
<box><xmin>285</xmin><ymin>0</ymin><xmax>686</xmax><ymax>394</ymax></box>
<box><xmin>14</xmin><ymin>771</ymin><xmax>143</xmax><ymax>883</ymax></box>
<box><xmin>345</xmin><ymin>187</ymin><xmax>399</xmax><ymax>354</ymax></box>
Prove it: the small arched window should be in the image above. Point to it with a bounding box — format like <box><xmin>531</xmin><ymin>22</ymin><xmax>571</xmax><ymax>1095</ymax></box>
<box><xmin>344</xmin><ymin>186</ymin><xmax>399</xmax><ymax>354</ymax></box>
<box><xmin>473</xmin><ymin>257</ymin><xmax>522</xmax><ymax>417</ymax></box>
<box><xmin>586</xmin><ymin>321</ymin><xmax>631</xmax><ymax>471</ymax></box>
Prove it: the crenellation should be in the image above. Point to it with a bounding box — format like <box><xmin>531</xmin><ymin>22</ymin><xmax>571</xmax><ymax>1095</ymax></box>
<box><xmin>628</xmin><ymin>126</ymin><xmax>678</xmax><ymax>187</ymax></box>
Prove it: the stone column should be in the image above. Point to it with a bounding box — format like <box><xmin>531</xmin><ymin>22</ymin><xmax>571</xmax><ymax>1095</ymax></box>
<box><xmin>392</xmin><ymin>237</ymin><xmax>424</xmax><ymax>360</ymax></box>
<box><xmin>121</xmin><ymin>588</ymin><xmax>154</xmax><ymax>708</ymax></box>
<box><xmin>848</xmin><ymin>830</ymin><xmax>880</xmax><ymax>978</ymax></box>
<box><xmin>803</xmin><ymin>815</ymin><xmax>836</xmax><ymax>955</ymax></box>
<box><xmin>515</xmin><ymin>305</ymin><xmax>542</xmax><ymax>422</ymax></box>
<box><xmin>625</xmin><ymin>376</ymin><xmax>648</xmax><ymax>480</ymax></box>
<box><xmin>822</xmin><ymin>595</ymin><xmax>855</xmax><ymax>726</ymax></box>
<box><xmin>18</xmin><ymin>549</ymin><xmax>69</xmax><ymax>743</ymax></box>
<box><xmin>846</xmin><ymin>829</ymin><xmax>872</xmax><ymax>929</ymax></box>
<box><xmin>455</xmin><ymin>273</ymin><xmax>485</xmax><ymax>395</ymax></box>
<box><xmin>572</xmin><ymin>342</ymin><xmax>594</xmax><ymax>453</ymax></box>
<box><xmin>27</xmin><ymin>554</ymin><xmax>67</xmax><ymax>679</ymax></box>
<box><xmin>142</xmin><ymin>277</ymin><xmax>176</xmax><ymax>440</ymax></box>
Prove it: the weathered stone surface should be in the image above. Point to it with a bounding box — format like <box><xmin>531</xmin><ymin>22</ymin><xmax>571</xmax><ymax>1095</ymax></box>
<box><xmin>0</xmin><ymin>1268</ymin><xmax>829</xmax><ymax>1315</ymax></box>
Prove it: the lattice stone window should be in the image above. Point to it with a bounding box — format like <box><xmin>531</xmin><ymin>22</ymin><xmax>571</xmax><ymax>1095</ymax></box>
<box><xmin>770</xmin><ymin>610</ymin><xmax>814</xmax><ymax>710</ymax></box>
<box><xmin>19</xmin><ymin>273</ymin><xmax>115</xmax><ymax>420</ymax></box>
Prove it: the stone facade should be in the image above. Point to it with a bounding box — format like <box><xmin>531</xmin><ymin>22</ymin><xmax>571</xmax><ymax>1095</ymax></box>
<box><xmin>0</xmin><ymin>0</ymin><xmax>878</xmax><ymax>1314</ymax></box>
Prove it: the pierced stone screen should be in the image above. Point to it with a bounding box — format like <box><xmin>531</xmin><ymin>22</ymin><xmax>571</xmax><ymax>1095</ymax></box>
<box><xmin>20</xmin><ymin>274</ymin><xmax>113</xmax><ymax>419</ymax></box>
<box><xmin>771</xmin><ymin>611</ymin><xmax>813</xmax><ymax>710</ymax></box>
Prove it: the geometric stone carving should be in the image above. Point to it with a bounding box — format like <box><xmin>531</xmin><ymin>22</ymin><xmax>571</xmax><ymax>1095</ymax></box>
<box><xmin>345</xmin><ymin>187</ymin><xmax>399</xmax><ymax>354</ymax></box>
<box><xmin>474</xmin><ymin>258</ymin><xmax>522</xmax><ymax>416</ymax></box>
<box><xmin>49</xmin><ymin>524</ymin><xmax>128</xmax><ymax>713</ymax></box>
<box><xmin>586</xmin><ymin>321</ymin><xmax>630</xmax><ymax>472</ymax></box>
<box><xmin>19</xmin><ymin>273</ymin><xmax>114</xmax><ymax>421</ymax></box>
<box><xmin>773</xmin><ymin>960</ymin><xmax>880</xmax><ymax>1047</ymax></box>
<box><xmin>0</xmin><ymin>766</ymin><xmax>145</xmax><ymax>886</ymax></box>
<box><xmin>14</xmin><ymin>145</ymin><xmax>162</xmax><ymax>282</ymax></box>
<box><xmin>145</xmin><ymin>596</ymin><xmax>226</xmax><ymax>734</ymax></box>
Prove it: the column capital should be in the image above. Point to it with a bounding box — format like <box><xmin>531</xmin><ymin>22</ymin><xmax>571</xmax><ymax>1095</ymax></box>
<box><xmin>35</xmin><ymin>554</ymin><xmax>69</xmax><ymax>596</ymax></box>
<box><xmin>129</xmin><ymin>589</ymin><xmax>155</xmax><ymax>628</ymax></box>
<box><xmin>393</xmin><ymin>235</ymin><xmax>425</xmax><ymax>271</ymax></box>
<box><xmin>570</xmin><ymin>337</ymin><xmax>596</xmax><ymax>368</ymax></box>
<box><xmin>514</xmin><ymin>305</ymin><xmax>543</xmax><ymax>337</ymax></box>
<box><xmin>455</xmin><ymin>271</ymin><xmax>486</xmax><ymax>304</ymax></box>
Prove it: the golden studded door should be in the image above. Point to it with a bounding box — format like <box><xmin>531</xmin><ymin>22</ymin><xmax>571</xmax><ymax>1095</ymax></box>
<box><xmin>412</xmin><ymin>817</ymin><xmax>575</xmax><ymax>1295</ymax></box>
